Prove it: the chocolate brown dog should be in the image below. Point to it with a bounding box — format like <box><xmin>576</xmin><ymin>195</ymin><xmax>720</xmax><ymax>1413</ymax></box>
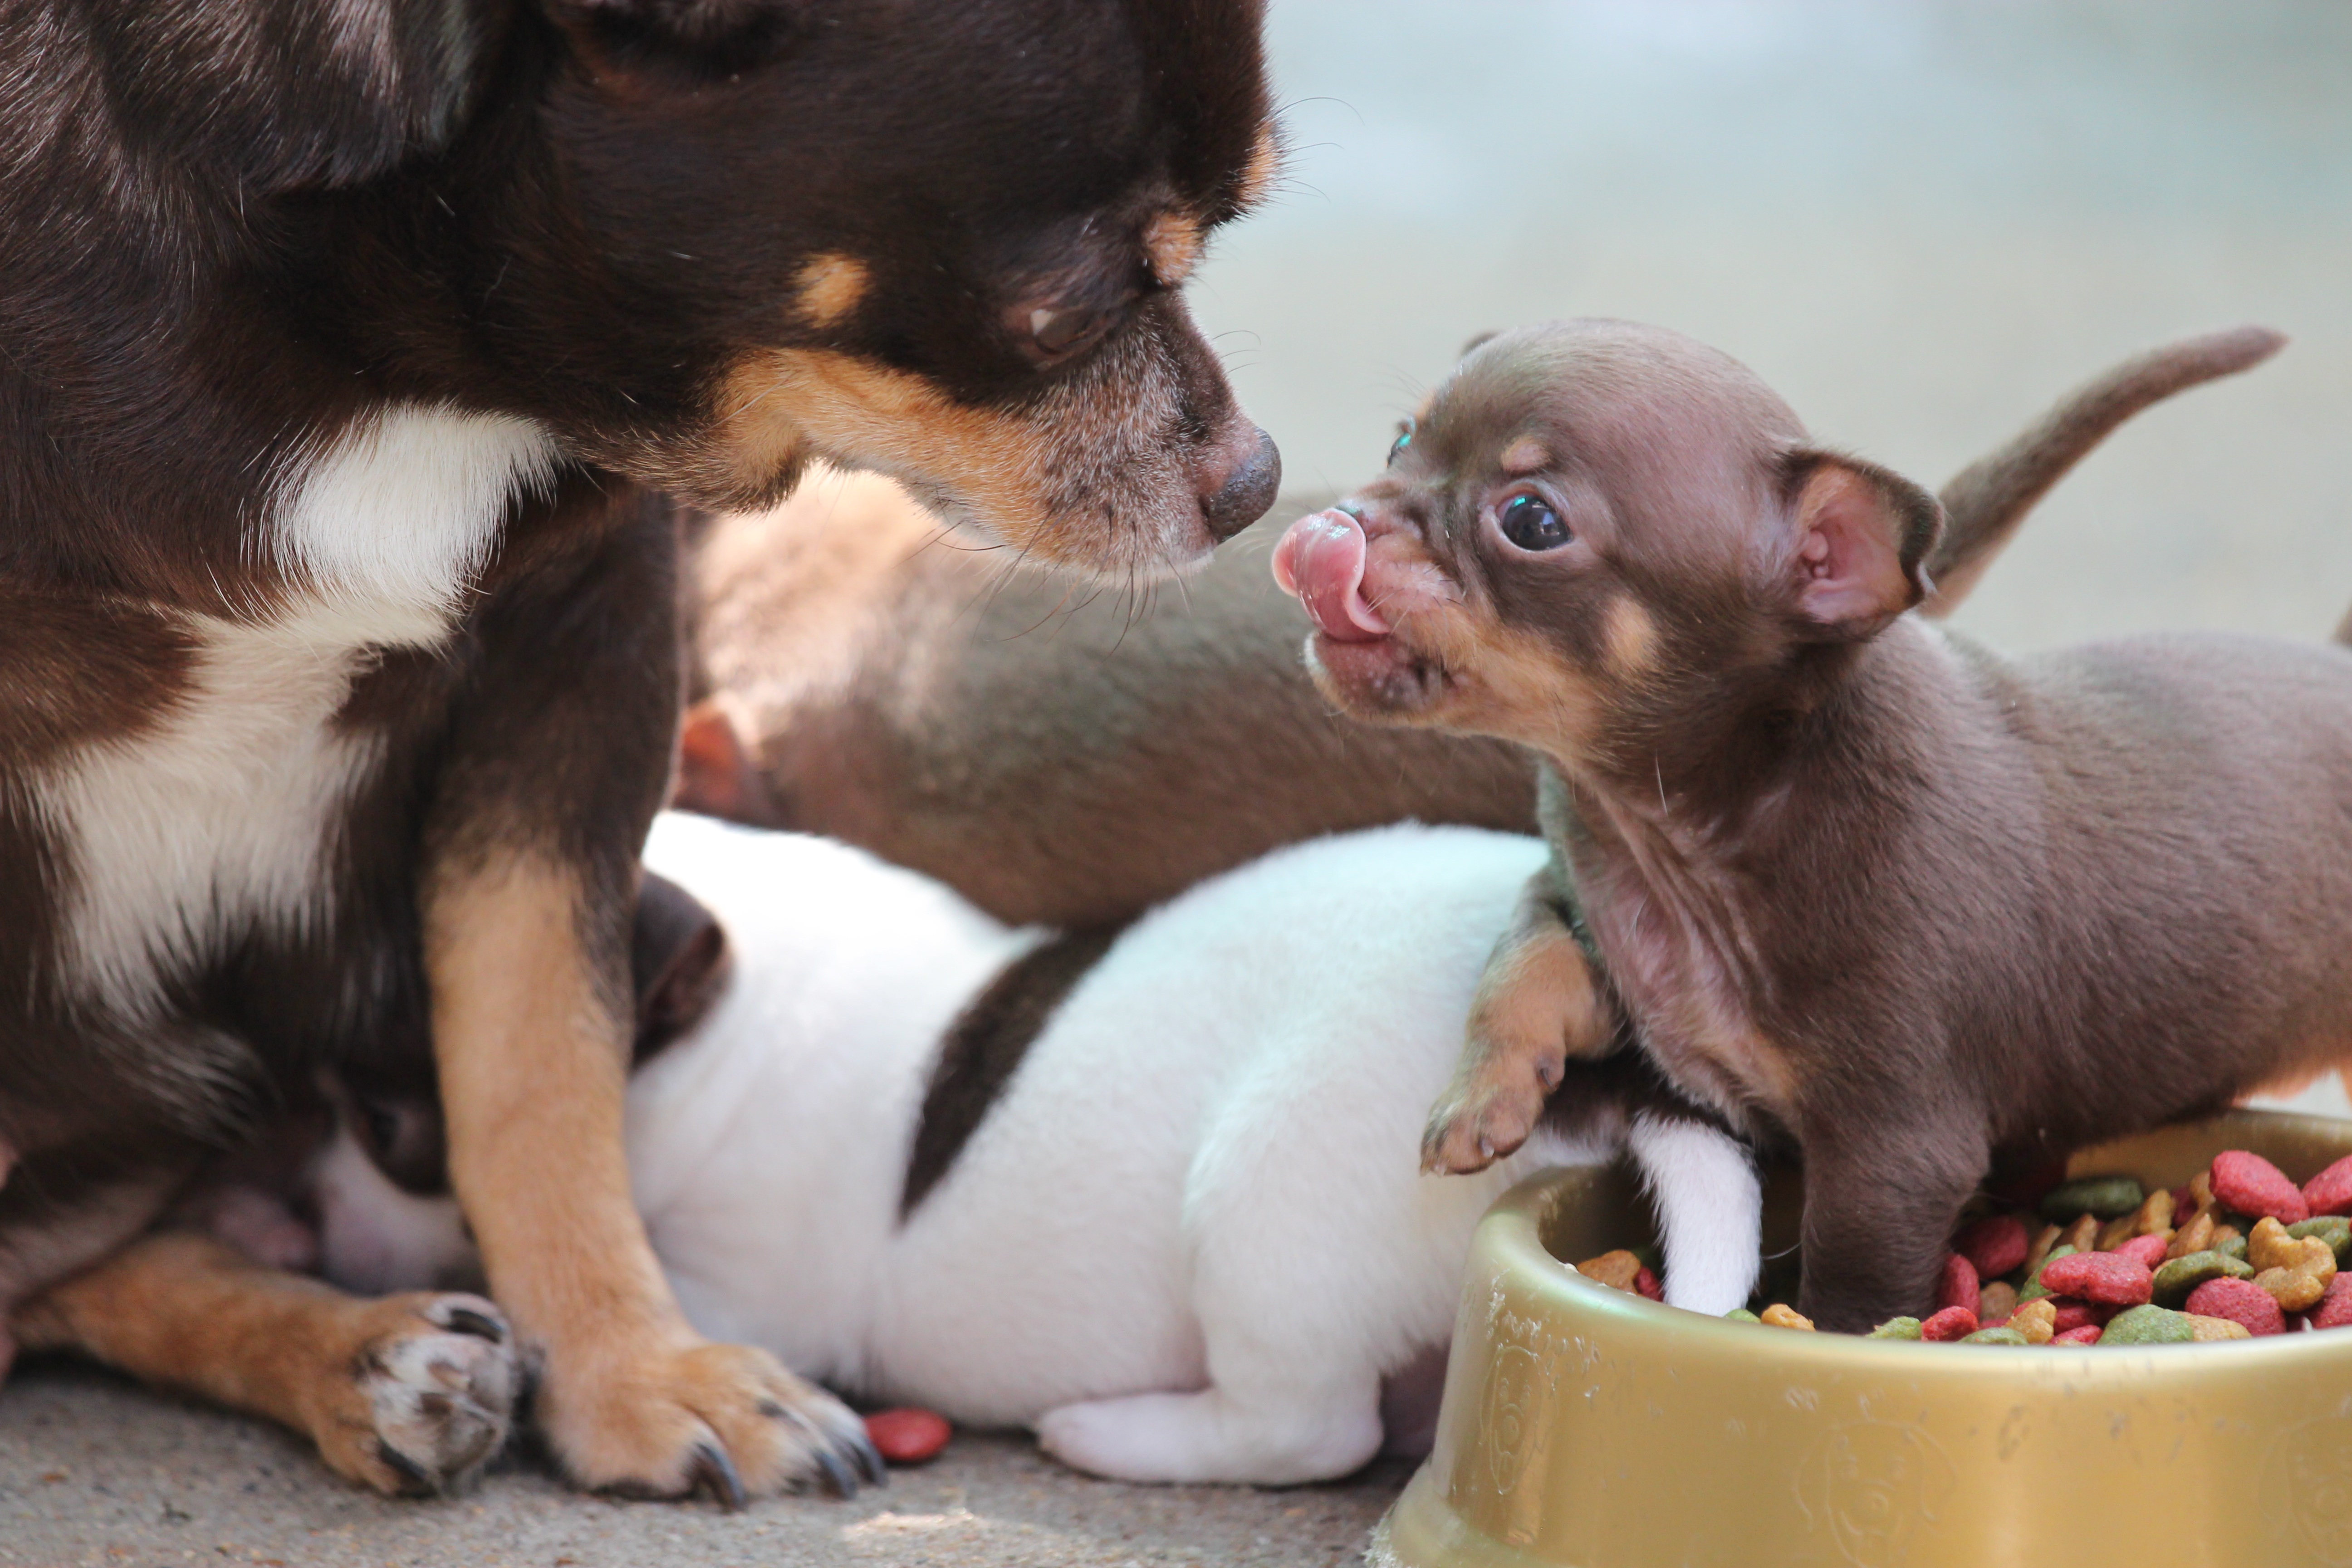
<box><xmin>1275</xmin><ymin>320</ymin><xmax>2309</xmax><ymax>1331</ymax></box>
<box><xmin>1</xmin><ymin>0</ymin><xmax>1277</xmax><ymax>1502</ymax></box>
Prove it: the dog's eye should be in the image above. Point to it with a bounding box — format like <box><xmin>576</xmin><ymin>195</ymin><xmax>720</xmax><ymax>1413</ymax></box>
<box><xmin>1499</xmin><ymin>495</ymin><xmax>1572</xmax><ymax>551</ymax></box>
<box><xmin>1026</xmin><ymin>304</ymin><xmax>1115</xmax><ymax>361</ymax></box>
<box><xmin>1387</xmin><ymin>421</ymin><xmax>1414</xmax><ymax>466</ymax></box>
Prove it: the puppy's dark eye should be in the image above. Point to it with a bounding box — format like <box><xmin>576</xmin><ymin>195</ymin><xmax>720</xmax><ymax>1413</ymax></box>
<box><xmin>1387</xmin><ymin>420</ymin><xmax>1414</xmax><ymax>466</ymax></box>
<box><xmin>1499</xmin><ymin>494</ymin><xmax>1572</xmax><ymax>551</ymax></box>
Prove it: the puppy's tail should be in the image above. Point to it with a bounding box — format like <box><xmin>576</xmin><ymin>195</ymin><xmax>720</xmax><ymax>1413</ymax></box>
<box><xmin>1926</xmin><ymin>325</ymin><xmax>2287</xmax><ymax>617</ymax></box>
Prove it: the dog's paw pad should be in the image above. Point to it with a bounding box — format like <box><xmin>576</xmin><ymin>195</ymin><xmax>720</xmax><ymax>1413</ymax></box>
<box><xmin>351</xmin><ymin>1295</ymin><xmax>519</xmax><ymax>1495</ymax></box>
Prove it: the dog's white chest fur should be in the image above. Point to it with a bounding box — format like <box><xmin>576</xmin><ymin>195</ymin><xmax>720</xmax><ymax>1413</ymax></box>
<box><xmin>33</xmin><ymin>405</ymin><xmax>556</xmax><ymax>1014</ymax></box>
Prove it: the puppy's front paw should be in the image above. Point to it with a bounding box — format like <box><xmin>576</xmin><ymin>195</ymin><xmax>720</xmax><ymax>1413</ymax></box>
<box><xmin>311</xmin><ymin>1292</ymin><xmax>516</xmax><ymax>1497</ymax></box>
<box><xmin>538</xmin><ymin>1336</ymin><xmax>883</xmax><ymax>1506</ymax></box>
<box><xmin>1420</xmin><ymin>1045</ymin><xmax>1559</xmax><ymax>1175</ymax></box>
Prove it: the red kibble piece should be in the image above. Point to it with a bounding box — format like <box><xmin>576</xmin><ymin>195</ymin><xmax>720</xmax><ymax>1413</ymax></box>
<box><xmin>2304</xmin><ymin>1155</ymin><xmax>2352</xmax><ymax>1219</ymax></box>
<box><xmin>2210</xmin><ymin>1150</ymin><xmax>2310</xmax><ymax>1225</ymax></box>
<box><xmin>2048</xmin><ymin>1299</ymin><xmax>2100</xmax><ymax>1334</ymax></box>
<box><xmin>2052</xmin><ymin>1324</ymin><xmax>2104</xmax><ymax>1346</ymax></box>
<box><xmin>2110</xmin><ymin>1234</ymin><xmax>2169</xmax><ymax>1269</ymax></box>
<box><xmin>1955</xmin><ymin>1215</ymin><xmax>2031</xmax><ymax>1279</ymax></box>
<box><xmin>1635</xmin><ymin>1266</ymin><xmax>1663</xmax><ymax>1302</ymax></box>
<box><xmin>2313</xmin><ymin>1274</ymin><xmax>2352</xmax><ymax>1330</ymax></box>
<box><xmin>2037</xmin><ymin>1251</ymin><xmax>2154</xmax><ymax>1307</ymax></box>
<box><xmin>2185</xmin><ymin>1276</ymin><xmax>2287</xmax><ymax>1337</ymax></box>
<box><xmin>1937</xmin><ymin>1254</ymin><xmax>1981</xmax><ymax>1317</ymax></box>
<box><xmin>1921</xmin><ymin>1305</ymin><xmax>1979</xmax><ymax>1342</ymax></box>
<box><xmin>864</xmin><ymin>1407</ymin><xmax>952</xmax><ymax>1465</ymax></box>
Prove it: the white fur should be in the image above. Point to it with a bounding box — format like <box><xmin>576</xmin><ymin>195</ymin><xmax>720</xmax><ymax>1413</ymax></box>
<box><xmin>31</xmin><ymin>405</ymin><xmax>554</xmax><ymax>1016</ymax></box>
<box><xmin>322</xmin><ymin>813</ymin><xmax>1761</xmax><ymax>1485</ymax></box>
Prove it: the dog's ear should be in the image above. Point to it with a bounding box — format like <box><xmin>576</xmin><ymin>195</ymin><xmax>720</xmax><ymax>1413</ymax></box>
<box><xmin>1776</xmin><ymin>451</ymin><xmax>1944</xmax><ymax>641</ymax></box>
<box><xmin>551</xmin><ymin>0</ymin><xmax>806</xmax><ymax>78</ymax></box>
<box><xmin>632</xmin><ymin>872</ymin><xmax>735</xmax><ymax>1064</ymax></box>
<box><xmin>102</xmin><ymin>1</ymin><xmax>495</xmax><ymax>194</ymax></box>
<box><xmin>673</xmin><ymin>698</ymin><xmax>776</xmax><ymax>822</ymax></box>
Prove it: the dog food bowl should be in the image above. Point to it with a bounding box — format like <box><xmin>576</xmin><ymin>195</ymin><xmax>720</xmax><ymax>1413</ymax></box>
<box><xmin>1372</xmin><ymin>1109</ymin><xmax>2352</xmax><ymax>1568</ymax></box>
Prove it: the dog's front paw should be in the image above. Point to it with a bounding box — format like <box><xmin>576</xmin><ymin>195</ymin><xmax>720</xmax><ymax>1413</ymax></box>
<box><xmin>537</xmin><ymin>1335</ymin><xmax>882</xmax><ymax>1506</ymax></box>
<box><xmin>311</xmin><ymin>1292</ymin><xmax>517</xmax><ymax>1496</ymax></box>
<box><xmin>1420</xmin><ymin>1048</ymin><xmax>1558</xmax><ymax>1175</ymax></box>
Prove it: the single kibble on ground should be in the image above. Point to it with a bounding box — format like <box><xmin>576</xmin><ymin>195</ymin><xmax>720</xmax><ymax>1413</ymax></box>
<box><xmin>864</xmin><ymin>1407</ymin><xmax>952</xmax><ymax>1465</ymax></box>
<box><xmin>1701</xmin><ymin>1149</ymin><xmax>2352</xmax><ymax>1347</ymax></box>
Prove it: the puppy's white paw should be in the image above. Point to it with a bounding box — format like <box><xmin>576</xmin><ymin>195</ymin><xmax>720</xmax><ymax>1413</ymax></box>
<box><xmin>1038</xmin><ymin>1390</ymin><xmax>1380</xmax><ymax>1486</ymax></box>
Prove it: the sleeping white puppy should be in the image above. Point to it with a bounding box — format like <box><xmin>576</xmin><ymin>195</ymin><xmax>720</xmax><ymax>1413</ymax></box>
<box><xmin>315</xmin><ymin>812</ymin><xmax>1760</xmax><ymax>1485</ymax></box>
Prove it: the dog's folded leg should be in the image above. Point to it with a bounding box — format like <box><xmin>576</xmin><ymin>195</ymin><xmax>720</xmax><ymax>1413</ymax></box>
<box><xmin>421</xmin><ymin>510</ymin><xmax>877</xmax><ymax>1502</ymax></box>
<box><xmin>1793</xmin><ymin>1110</ymin><xmax>1987</xmax><ymax>1334</ymax></box>
<box><xmin>1423</xmin><ymin>838</ymin><xmax>1611</xmax><ymax>1175</ymax></box>
<box><xmin>9</xmin><ymin>1233</ymin><xmax>514</xmax><ymax>1495</ymax></box>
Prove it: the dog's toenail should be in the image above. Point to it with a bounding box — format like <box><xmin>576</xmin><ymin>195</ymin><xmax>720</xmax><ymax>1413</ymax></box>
<box><xmin>688</xmin><ymin>1441</ymin><xmax>748</xmax><ymax>1511</ymax></box>
<box><xmin>757</xmin><ymin>1397</ymin><xmax>786</xmax><ymax>1419</ymax></box>
<box><xmin>815</xmin><ymin>1446</ymin><xmax>858</xmax><ymax>1499</ymax></box>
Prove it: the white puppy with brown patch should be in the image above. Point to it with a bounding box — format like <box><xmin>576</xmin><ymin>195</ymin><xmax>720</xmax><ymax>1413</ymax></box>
<box><xmin>317</xmin><ymin>812</ymin><xmax>1759</xmax><ymax>1485</ymax></box>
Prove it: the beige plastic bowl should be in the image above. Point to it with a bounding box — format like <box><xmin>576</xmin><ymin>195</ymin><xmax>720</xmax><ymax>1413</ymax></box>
<box><xmin>1372</xmin><ymin>1110</ymin><xmax>2352</xmax><ymax>1568</ymax></box>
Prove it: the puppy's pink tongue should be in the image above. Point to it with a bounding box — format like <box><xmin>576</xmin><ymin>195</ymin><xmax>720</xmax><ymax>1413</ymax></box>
<box><xmin>1272</xmin><ymin>510</ymin><xmax>1391</xmax><ymax>642</ymax></box>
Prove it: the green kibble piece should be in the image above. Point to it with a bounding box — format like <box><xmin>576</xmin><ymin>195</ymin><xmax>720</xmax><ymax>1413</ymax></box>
<box><xmin>2102</xmin><ymin>1305</ymin><xmax>2196</xmax><ymax>1346</ymax></box>
<box><xmin>2218</xmin><ymin>1233</ymin><xmax>2249</xmax><ymax>1262</ymax></box>
<box><xmin>1961</xmin><ymin>1327</ymin><xmax>2030</xmax><ymax>1345</ymax></box>
<box><xmin>1867</xmin><ymin>1316</ymin><xmax>1924</xmax><ymax>1340</ymax></box>
<box><xmin>2039</xmin><ymin>1176</ymin><xmax>2146</xmax><ymax>1223</ymax></box>
<box><xmin>1724</xmin><ymin>1308</ymin><xmax>1761</xmax><ymax>1323</ymax></box>
<box><xmin>2150</xmin><ymin>1250</ymin><xmax>2256</xmax><ymax>1308</ymax></box>
<box><xmin>2288</xmin><ymin>1217</ymin><xmax>2352</xmax><ymax>1268</ymax></box>
<box><xmin>2019</xmin><ymin>1245</ymin><xmax>2079</xmax><ymax>1301</ymax></box>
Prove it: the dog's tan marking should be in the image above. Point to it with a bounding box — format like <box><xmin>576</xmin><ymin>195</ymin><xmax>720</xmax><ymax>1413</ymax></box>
<box><xmin>10</xmin><ymin>1233</ymin><xmax>514</xmax><ymax>1495</ymax></box>
<box><xmin>1142</xmin><ymin>211</ymin><xmax>1204</xmax><ymax>287</ymax></box>
<box><xmin>1602</xmin><ymin>594</ymin><xmax>1658</xmax><ymax>675</ymax></box>
<box><xmin>1499</xmin><ymin>437</ymin><xmax>1550</xmax><ymax>475</ymax></box>
<box><xmin>1424</xmin><ymin>893</ymin><xmax>1607</xmax><ymax>1173</ymax></box>
<box><xmin>424</xmin><ymin>852</ymin><xmax>857</xmax><ymax>1496</ymax></box>
<box><xmin>793</xmin><ymin>254</ymin><xmax>870</xmax><ymax>329</ymax></box>
<box><xmin>1232</xmin><ymin>123</ymin><xmax>1282</xmax><ymax>212</ymax></box>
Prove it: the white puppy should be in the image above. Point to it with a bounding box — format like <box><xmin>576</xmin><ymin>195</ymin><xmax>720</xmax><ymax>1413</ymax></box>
<box><xmin>317</xmin><ymin>812</ymin><xmax>1760</xmax><ymax>1485</ymax></box>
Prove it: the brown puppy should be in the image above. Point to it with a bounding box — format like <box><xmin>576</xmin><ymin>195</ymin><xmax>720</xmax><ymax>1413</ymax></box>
<box><xmin>1276</xmin><ymin>320</ymin><xmax>2317</xmax><ymax>1331</ymax></box>
<box><xmin>673</xmin><ymin>330</ymin><xmax>2271</xmax><ymax>937</ymax></box>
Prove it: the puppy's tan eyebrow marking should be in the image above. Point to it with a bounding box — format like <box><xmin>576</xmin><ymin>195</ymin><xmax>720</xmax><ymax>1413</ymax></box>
<box><xmin>793</xmin><ymin>253</ymin><xmax>870</xmax><ymax>328</ymax></box>
<box><xmin>1500</xmin><ymin>437</ymin><xmax>1551</xmax><ymax>475</ymax></box>
<box><xmin>1143</xmin><ymin>211</ymin><xmax>1205</xmax><ymax>287</ymax></box>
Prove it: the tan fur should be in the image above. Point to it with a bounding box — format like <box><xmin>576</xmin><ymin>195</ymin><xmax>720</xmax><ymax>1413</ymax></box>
<box><xmin>424</xmin><ymin>853</ymin><xmax>848</xmax><ymax>1494</ymax></box>
<box><xmin>1142</xmin><ymin>210</ymin><xmax>1204</xmax><ymax>286</ymax></box>
<box><xmin>1602</xmin><ymin>595</ymin><xmax>1657</xmax><ymax>675</ymax></box>
<box><xmin>791</xmin><ymin>253</ymin><xmax>870</xmax><ymax>328</ymax></box>
<box><xmin>1422</xmin><ymin>894</ymin><xmax>1607</xmax><ymax>1174</ymax></box>
<box><xmin>1232</xmin><ymin>123</ymin><xmax>1281</xmax><ymax>211</ymax></box>
<box><xmin>1499</xmin><ymin>437</ymin><xmax>1549</xmax><ymax>475</ymax></box>
<box><xmin>10</xmin><ymin>1233</ymin><xmax>513</xmax><ymax>1496</ymax></box>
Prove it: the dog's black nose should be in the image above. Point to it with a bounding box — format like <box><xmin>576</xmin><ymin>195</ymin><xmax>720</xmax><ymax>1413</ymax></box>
<box><xmin>1201</xmin><ymin>426</ymin><xmax>1282</xmax><ymax>542</ymax></box>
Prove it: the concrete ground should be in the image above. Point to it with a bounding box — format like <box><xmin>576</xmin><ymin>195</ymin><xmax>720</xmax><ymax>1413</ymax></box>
<box><xmin>8</xmin><ymin>3</ymin><xmax>2347</xmax><ymax>1564</ymax></box>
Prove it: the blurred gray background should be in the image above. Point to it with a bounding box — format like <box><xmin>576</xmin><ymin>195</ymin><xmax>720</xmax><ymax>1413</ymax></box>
<box><xmin>1193</xmin><ymin>0</ymin><xmax>2352</xmax><ymax>655</ymax></box>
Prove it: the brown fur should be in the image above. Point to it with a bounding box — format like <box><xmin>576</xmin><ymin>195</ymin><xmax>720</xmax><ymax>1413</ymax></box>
<box><xmin>1294</xmin><ymin>319</ymin><xmax>2313</xmax><ymax>1331</ymax></box>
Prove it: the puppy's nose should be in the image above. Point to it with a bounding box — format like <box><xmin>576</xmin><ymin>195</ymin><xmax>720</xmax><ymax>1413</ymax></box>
<box><xmin>1198</xmin><ymin>426</ymin><xmax>1282</xmax><ymax>542</ymax></box>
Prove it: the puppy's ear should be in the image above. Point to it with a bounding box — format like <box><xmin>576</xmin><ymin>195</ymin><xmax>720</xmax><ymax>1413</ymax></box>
<box><xmin>1777</xmin><ymin>451</ymin><xmax>1944</xmax><ymax>641</ymax></box>
<box><xmin>553</xmin><ymin>0</ymin><xmax>804</xmax><ymax>78</ymax></box>
<box><xmin>632</xmin><ymin>872</ymin><xmax>734</xmax><ymax>1064</ymax></box>
<box><xmin>673</xmin><ymin>697</ymin><xmax>777</xmax><ymax>822</ymax></box>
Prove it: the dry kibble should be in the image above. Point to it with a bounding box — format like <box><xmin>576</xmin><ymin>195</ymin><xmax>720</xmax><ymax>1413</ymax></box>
<box><xmin>1760</xmin><ymin>1303</ymin><xmax>1814</xmax><ymax>1331</ymax></box>
<box><xmin>2213</xmin><ymin>1151</ymin><xmax>2311</xmax><ymax>1225</ymax></box>
<box><xmin>2062</xmin><ymin>1214</ymin><xmax>2102</xmax><ymax>1255</ymax></box>
<box><xmin>1576</xmin><ymin>1250</ymin><xmax>1643</xmax><ymax>1292</ymax></box>
<box><xmin>2185</xmin><ymin>1313</ymin><xmax>2252</xmax><ymax>1342</ymax></box>
<box><xmin>2134</xmin><ymin>1188</ymin><xmax>2177</xmax><ymax>1239</ymax></box>
<box><xmin>2186</xmin><ymin>1171</ymin><xmax>2218</xmax><ymax>1221</ymax></box>
<box><xmin>1978</xmin><ymin>1281</ymin><xmax>2019</xmax><ymax>1324</ymax></box>
<box><xmin>2166</xmin><ymin>1210</ymin><xmax>2216</xmax><ymax>1261</ymax></box>
<box><xmin>2008</xmin><ymin>1298</ymin><xmax>2057</xmax><ymax>1344</ymax></box>
<box><xmin>2024</xmin><ymin>1223</ymin><xmax>2066</xmax><ymax>1277</ymax></box>
<box><xmin>2096</xmin><ymin>1212</ymin><xmax>2140</xmax><ymax>1252</ymax></box>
